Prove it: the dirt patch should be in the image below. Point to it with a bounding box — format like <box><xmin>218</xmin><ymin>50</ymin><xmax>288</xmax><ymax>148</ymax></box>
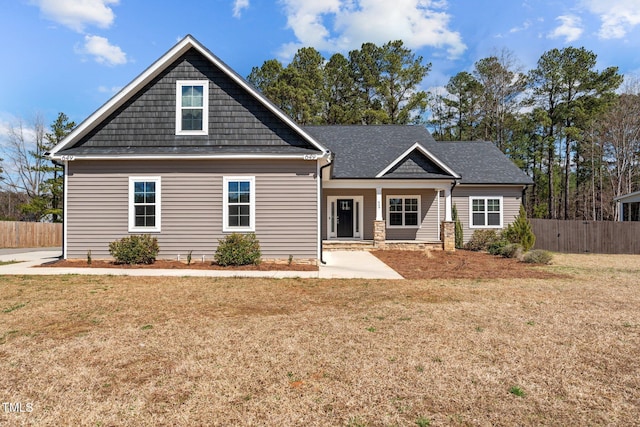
<box><xmin>43</xmin><ymin>259</ymin><xmax>318</xmax><ymax>271</ymax></box>
<box><xmin>372</xmin><ymin>249</ymin><xmax>564</xmax><ymax>280</ymax></box>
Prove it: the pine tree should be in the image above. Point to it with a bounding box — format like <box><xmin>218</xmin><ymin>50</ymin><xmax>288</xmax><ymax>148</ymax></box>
<box><xmin>452</xmin><ymin>204</ymin><xmax>464</xmax><ymax>249</ymax></box>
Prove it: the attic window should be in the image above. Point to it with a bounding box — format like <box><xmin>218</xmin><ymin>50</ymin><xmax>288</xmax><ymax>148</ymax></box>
<box><xmin>176</xmin><ymin>80</ymin><xmax>208</xmax><ymax>135</ymax></box>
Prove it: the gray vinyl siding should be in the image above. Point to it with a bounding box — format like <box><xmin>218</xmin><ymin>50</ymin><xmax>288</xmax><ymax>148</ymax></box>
<box><xmin>64</xmin><ymin>48</ymin><xmax>317</xmax><ymax>155</ymax></box>
<box><xmin>451</xmin><ymin>186</ymin><xmax>524</xmax><ymax>243</ymax></box>
<box><xmin>321</xmin><ymin>188</ymin><xmax>440</xmax><ymax>241</ymax></box>
<box><xmin>66</xmin><ymin>159</ymin><xmax>318</xmax><ymax>260</ymax></box>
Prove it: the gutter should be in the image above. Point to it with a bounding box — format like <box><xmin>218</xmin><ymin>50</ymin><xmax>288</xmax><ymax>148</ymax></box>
<box><xmin>318</xmin><ymin>153</ymin><xmax>334</xmax><ymax>265</ymax></box>
<box><xmin>49</xmin><ymin>155</ymin><xmax>66</xmax><ymax>260</ymax></box>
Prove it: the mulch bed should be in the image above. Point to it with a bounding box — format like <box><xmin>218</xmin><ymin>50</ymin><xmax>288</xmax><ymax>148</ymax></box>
<box><xmin>372</xmin><ymin>249</ymin><xmax>565</xmax><ymax>280</ymax></box>
<box><xmin>42</xmin><ymin>259</ymin><xmax>319</xmax><ymax>271</ymax></box>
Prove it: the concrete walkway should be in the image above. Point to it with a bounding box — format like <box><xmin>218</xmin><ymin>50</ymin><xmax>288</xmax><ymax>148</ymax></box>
<box><xmin>0</xmin><ymin>249</ymin><xmax>403</xmax><ymax>280</ymax></box>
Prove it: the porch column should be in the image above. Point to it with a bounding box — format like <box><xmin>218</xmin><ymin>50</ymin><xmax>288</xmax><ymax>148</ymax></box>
<box><xmin>444</xmin><ymin>187</ymin><xmax>452</xmax><ymax>222</ymax></box>
<box><xmin>374</xmin><ymin>187</ymin><xmax>386</xmax><ymax>248</ymax></box>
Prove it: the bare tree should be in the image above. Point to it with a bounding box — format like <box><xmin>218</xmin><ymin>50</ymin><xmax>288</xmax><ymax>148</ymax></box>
<box><xmin>1</xmin><ymin>114</ymin><xmax>46</xmax><ymax>199</ymax></box>
<box><xmin>597</xmin><ymin>89</ymin><xmax>640</xmax><ymax>220</ymax></box>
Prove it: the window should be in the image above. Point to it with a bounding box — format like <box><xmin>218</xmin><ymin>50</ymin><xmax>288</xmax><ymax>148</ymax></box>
<box><xmin>470</xmin><ymin>197</ymin><xmax>502</xmax><ymax>228</ymax></box>
<box><xmin>223</xmin><ymin>176</ymin><xmax>255</xmax><ymax>232</ymax></box>
<box><xmin>129</xmin><ymin>177</ymin><xmax>161</xmax><ymax>232</ymax></box>
<box><xmin>386</xmin><ymin>196</ymin><xmax>420</xmax><ymax>228</ymax></box>
<box><xmin>176</xmin><ymin>80</ymin><xmax>208</xmax><ymax>135</ymax></box>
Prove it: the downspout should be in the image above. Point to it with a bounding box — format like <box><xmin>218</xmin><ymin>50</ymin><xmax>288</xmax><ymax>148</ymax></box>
<box><xmin>50</xmin><ymin>157</ymin><xmax>65</xmax><ymax>259</ymax></box>
<box><xmin>447</xmin><ymin>179</ymin><xmax>458</xmax><ymax>221</ymax></box>
<box><xmin>319</xmin><ymin>153</ymin><xmax>334</xmax><ymax>265</ymax></box>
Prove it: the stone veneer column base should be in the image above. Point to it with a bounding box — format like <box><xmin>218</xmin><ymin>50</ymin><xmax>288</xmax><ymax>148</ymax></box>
<box><xmin>373</xmin><ymin>220</ymin><xmax>386</xmax><ymax>249</ymax></box>
<box><xmin>441</xmin><ymin>221</ymin><xmax>456</xmax><ymax>252</ymax></box>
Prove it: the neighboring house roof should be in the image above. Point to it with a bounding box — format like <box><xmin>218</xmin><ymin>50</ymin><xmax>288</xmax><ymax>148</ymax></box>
<box><xmin>614</xmin><ymin>190</ymin><xmax>640</xmax><ymax>202</ymax></box>
<box><xmin>49</xmin><ymin>35</ymin><xmax>329</xmax><ymax>160</ymax></box>
<box><xmin>305</xmin><ymin>125</ymin><xmax>533</xmax><ymax>185</ymax></box>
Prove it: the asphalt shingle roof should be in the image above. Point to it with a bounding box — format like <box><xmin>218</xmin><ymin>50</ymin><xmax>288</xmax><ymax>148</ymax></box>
<box><xmin>304</xmin><ymin>125</ymin><xmax>533</xmax><ymax>185</ymax></box>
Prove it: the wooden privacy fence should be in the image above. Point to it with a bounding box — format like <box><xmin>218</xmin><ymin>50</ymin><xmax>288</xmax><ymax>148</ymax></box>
<box><xmin>0</xmin><ymin>221</ymin><xmax>62</xmax><ymax>248</ymax></box>
<box><xmin>530</xmin><ymin>219</ymin><xmax>640</xmax><ymax>254</ymax></box>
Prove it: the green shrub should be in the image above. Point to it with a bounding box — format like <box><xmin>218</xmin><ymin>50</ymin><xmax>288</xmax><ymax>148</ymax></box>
<box><xmin>503</xmin><ymin>205</ymin><xmax>536</xmax><ymax>251</ymax></box>
<box><xmin>522</xmin><ymin>249</ymin><xmax>553</xmax><ymax>264</ymax></box>
<box><xmin>487</xmin><ymin>239</ymin><xmax>508</xmax><ymax>255</ymax></box>
<box><xmin>108</xmin><ymin>234</ymin><xmax>159</xmax><ymax>264</ymax></box>
<box><xmin>214</xmin><ymin>233</ymin><xmax>261</xmax><ymax>266</ymax></box>
<box><xmin>500</xmin><ymin>243</ymin><xmax>524</xmax><ymax>259</ymax></box>
<box><xmin>465</xmin><ymin>229</ymin><xmax>501</xmax><ymax>251</ymax></box>
<box><xmin>452</xmin><ymin>204</ymin><xmax>464</xmax><ymax>249</ymax></box>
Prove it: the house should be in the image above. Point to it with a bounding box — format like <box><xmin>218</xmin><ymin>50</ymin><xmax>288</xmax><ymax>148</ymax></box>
<box><xmin>614</xmin><ymin>191</ymin><xmax>640</xmax><ymax>221</ymax></box>
<box><xmin>48</xmin><ymin>35</ymin><xmax>532</xmax><ymax>264</ymax></box>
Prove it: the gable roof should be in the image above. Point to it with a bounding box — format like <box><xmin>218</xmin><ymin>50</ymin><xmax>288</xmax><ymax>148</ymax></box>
<box><xmin>49</xmin><ymin>35</ymin><xmax>329</xmax><ymax>160</ymax></box>
<box><xmin>304</xmin><ymin>125</ymin><xmax>533</xmax><ymax>185</ymax></box>
<box><xmin>376</xmin><ymin>142</ymin><xmax>460</xmax><ymax>179</ymax></box>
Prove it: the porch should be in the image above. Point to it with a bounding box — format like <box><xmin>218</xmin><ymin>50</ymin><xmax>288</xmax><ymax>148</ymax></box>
<box><xmin>322</xmin><ymin>239</ymin><xmax>445</xmax><ymax>252</ymax></box>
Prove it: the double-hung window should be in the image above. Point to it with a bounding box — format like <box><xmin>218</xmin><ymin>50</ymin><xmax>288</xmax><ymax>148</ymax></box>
<box><xmin>129</xmin><ymin>177</ymin><xmax>161</xmax><ymax>232</ymax></box>
<box><xmin>470</xmin><ymin>197</ymin><xmax>502</xmax><ymax>228</ymax></box>
<box><xmin>386</xmin><ymin>196</ymin><xmax>420</xmax><ymax>227</ymax></box>
<box><xmin>223</xmin><ymin>176</ymin><xmax>255</xmax><ymax>232</ymax></box>
<box><xmin>176</xmin><ymin>80</ymin><xmax>208</xmax><ymax>135</ymax></box>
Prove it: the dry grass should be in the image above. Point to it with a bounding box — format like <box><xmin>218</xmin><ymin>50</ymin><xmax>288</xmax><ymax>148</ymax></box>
<box><xmin>1</xmin><ymin>254</ymin><xmax>639</xmax><ymax>426</ymax></box>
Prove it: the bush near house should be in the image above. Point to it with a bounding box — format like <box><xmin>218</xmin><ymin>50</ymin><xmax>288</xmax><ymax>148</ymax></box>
<box><xmin>214</xmin><ymin>233</ymin><xmax>261</xmax><ymax>266</ymax></box>
<box><xmin>465</xmin><ymin>229</ymin><xmax>501</xmax><ymax>251</ymax></box>
<box><xmin>108</xmin><ymin>234</ymin><xmax>159</xmax><ymax>265</ymax></box>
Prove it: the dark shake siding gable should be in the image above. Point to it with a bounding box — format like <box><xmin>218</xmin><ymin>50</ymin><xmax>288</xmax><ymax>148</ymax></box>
<box><xmin>66</xmin><ymin>159</ymin><xmax>318</xmax><ymax>260</ymax></box>
<box><xmin>61</xmin><ymin>48</ymin><xmax>319</xmax><ymax>156</ymax></box>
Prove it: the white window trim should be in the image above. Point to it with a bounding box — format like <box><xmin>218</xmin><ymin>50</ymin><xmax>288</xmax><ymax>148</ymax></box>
<box><xmin>128</xmin><ymin>176</ymin><xmax>161</xmax><ymax>233</ymax></box>
<box><xmin>326</xmin><ymin>195</ymin><xmax>364</xmax><ymax>240</ymax></box>
<box><xmin>386</xmin><ymin>195</ymin><xmax>421</xmax><ymax>228</ymax></box>
<box><xmin>469</xmin><ymin>196</ymin><xmax>503</xmax><ymax>229</ymax></box>
<box><xmin>223</xmin><ymin>176</ymin><xmax>255</xmax><ymax>232</ymax></box>
<box><xmin>176</xmin><ymin>80</ymin><xmax>209</xmax><ymax>135</ymax></box>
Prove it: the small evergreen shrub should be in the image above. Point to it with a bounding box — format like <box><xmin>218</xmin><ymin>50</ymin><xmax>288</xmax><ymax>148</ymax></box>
<box><xmin>503</xmin><ymin>205</ymin><xmax>536</xmax><ymax>251</ymax></box>
<box><xmin>487</xmin><ymin>239</ymin><xmax>508</xmax><ymax>255</ymax></box>
<box><xmin>108</xmin><ymin>234</ymin><xmax>159</xmax><ymax>264</ymax></box>
<box><xmin>465</xmin><ymin>229</ymin><xmax>501</xmax><ymax>251</ymax></box>
<box><xmin>522</xmin><ymin>249</ymin><xmax>553</xmax><ymax>264</ymax></box>
<box><xmin>214</xmin><ymin>233</ymin><xmax>261</xmax><ymax>266</ymax></box>
<box><xmin>452</xmin><ymin>204</ymin><xmax>464</xmax><ymax>249</ymax></box>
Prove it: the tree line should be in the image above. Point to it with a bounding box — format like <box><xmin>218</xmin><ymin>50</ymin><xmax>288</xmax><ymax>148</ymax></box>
<box><xmin>249</xmin><ymin>42</ymin><xmax>639</xmax><ymax>221</ymax></box>
<box><xmin>2</xmin><ymin>42</ymin><xmax>638</xmax><ymax>222</ymax></box>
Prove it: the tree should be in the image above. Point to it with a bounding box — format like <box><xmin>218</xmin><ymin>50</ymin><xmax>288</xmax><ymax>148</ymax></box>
<box><xmin>1</xmin><ymin>115</ymin><xmax>46</xmax><ymax>203</ymax></box>
<box><xmin>473</xmin><ymin>50</ymin><xmax>527</xmax><ymax>150</ymax></box>
<box><xmin>248</xmin><ymin>40</ymin><xmax>431</xmax><ymax>125</ymax></box>
<box><xmin>15</xmin><ymin>113</ymin><xmax>75</xmax><ymax>221</ymax></box>
<box><xmin>442</xmin><ymin>71</ymin><xmax>482</xmax><ymax>140</ymax></box>
<box><xmin>377</xmin><ymin>40</ymin><xmax>431</xmax><ymax>124</ymax></box>
<box><xmin>323</xmin><ymin>53</ymin><xmax>360</xmax><ymax>124</ymax></box>
<box><xmin>595</xmin><ymin>91</ymin><xmax>640</xmax><ymax>219</ymax></box>
<box><xmin>528</xmin><ymin>47</ymin><xmax>622</xmax><ymax>219</ymax></box>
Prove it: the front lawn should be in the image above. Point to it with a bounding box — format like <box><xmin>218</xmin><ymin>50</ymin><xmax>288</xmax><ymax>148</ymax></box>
<box><xmin>1</xmin><ymin>253</ymin><xmax>639</xmax><ymax>425</ymax></box>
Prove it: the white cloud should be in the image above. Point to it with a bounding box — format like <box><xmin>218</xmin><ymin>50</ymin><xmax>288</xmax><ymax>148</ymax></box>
<box><xmin>278</xmin><ymin>0</ymin><xmax>466</xmax><ymax>60</ymax></box>
<box><xmin>509</xmin><ymin>20</ymin><xmax>532</xmax><ymax>34</ymax></box>
<box><xmin>77</xmin><ymin>35</ymin><xmax>127</xmax><ymax>66</ymax></box>
<box><xmin>33</xmin><ymin>0</ymin><xmax>119</xmax><ymax>32</ymax></box>
<box><xmin>582</xmin><ymin>0</ymin><xmax>640</xmax><ymax>39</ymax></box>
<box><xmin>548</xmin><ymin>15</ymin><xmax>583</xmax><ymax>43</ymax></box>
<box><xmin>233</xmin><ymin>0</ymin><xmax>250</xmax><ymax>18</ymax></box>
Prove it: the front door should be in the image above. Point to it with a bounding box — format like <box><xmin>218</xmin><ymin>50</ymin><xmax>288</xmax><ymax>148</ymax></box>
<box><xmin>337</xmin><ymin>199</ymin><xmax>354</xmax><ymax>237</ymax></box>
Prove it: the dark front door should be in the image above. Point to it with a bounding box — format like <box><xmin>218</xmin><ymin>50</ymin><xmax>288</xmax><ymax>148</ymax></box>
<box><xmin>337</xmin><ymin>199</ymin><xmax>354</xmax><ymax>238</ymax></box>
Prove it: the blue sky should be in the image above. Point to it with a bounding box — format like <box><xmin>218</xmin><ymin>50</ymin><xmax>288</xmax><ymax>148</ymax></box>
<box><xmin>1</xmin><ymin>0</ymin><xmax>640</xmax><ymax>133</ymax></box>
